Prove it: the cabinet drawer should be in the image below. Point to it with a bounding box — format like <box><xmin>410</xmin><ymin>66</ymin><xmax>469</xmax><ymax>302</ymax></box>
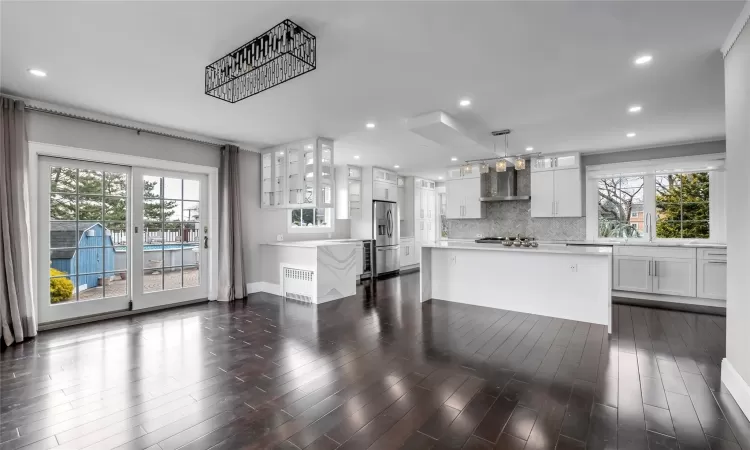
<box><xmin>614</xmin><ymin>246</ymin><xmax>696</xmax><ymax>259</ymax></box>
<box><xmin>697</xmin><ymin>248</ymin><xmax>727</xmax><ymax>261</ymax></box>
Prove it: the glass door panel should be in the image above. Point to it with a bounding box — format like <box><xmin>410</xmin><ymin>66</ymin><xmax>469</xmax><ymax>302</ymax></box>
<box><xmin>132</xmin><ymin>168</ymin><xmax>208</xmax><ymax>310</ymax></box>
<box><xmin>39</xmin><ymin>157</ymin><xmax>131</xmax><ymax>324</ymax></box>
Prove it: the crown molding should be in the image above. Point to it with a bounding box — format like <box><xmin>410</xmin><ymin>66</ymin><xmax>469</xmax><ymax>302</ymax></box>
<box><xmin>722</xmin><ymin>1</ymin><xmax>750</xmax><ymax>58</ymax></box>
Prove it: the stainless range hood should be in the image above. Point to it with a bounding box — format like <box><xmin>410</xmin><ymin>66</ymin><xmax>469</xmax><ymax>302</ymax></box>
<box><xmin>479</xmin><ymin>165</ymin><xmax>531</xmax><ymax>202</ymax></box>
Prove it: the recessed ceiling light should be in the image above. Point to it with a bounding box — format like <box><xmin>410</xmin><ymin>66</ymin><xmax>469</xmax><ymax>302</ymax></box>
<box><xmin>525</xmin><ymin>147</ymin><xmax>534</xmax><ymax>152</ymax></box>
<box><xmin>28</xmin><ymin>68</ymin><xmax>47</xmax><ymax>77</ymax></box>
<box><xmin>628</xmin><ymin>105</ymin><xmax>642</xmax><ymax>113</ymax></box>
<box><xmin>366</xmin><ymin>122</ymin><xmax>375</xmax><ymax>129</ymax></box>
<box><xmin>451</xmin><ymin>157</ymin><xmax>458</xmax><ymax>162</ymax></box>
<box><xmin>438</xmin><ymin>176</ymin><xmax>443</xmax><ymax>180</ymax></box>
<box><xmin>626</xmin><ymin>132</ymin><xmax>636</xmax><ymax>138</ymax></box>
<box><xmin>394</xmin><ymin>165</ymin><xmax>400</xmax><ymax>169</ymax></box>
<box><xmin>353</xmin><ymin>155</ymin><xmax>360</xmax><ymax>160</ymax></box>
<box><xmin>634</xmin><ymin>55</ymin><xmax>653</xmax><ymax>65</ymax></box>
<box><xmin>459</xmin><ymin>99</ymin><xmax>471</xmax><ymax>107</ymax></box>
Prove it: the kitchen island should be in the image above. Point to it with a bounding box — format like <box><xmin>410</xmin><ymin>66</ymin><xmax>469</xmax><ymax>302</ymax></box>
<box><xmin>261</xmin><ymin>241</ymin><xmax>357</xmax><ymax>304</ymax></box>
<box><xmin>420</xmin><ymin>242</ymin><xmax>613</xmax><ymax>330</ymax></box>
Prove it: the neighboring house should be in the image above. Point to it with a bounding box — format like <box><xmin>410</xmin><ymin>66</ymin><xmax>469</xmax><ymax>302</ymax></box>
<box><xmin>630</xmin><ymin>204</ymin><xmax>645</xmax><ymax>231</ymax></box>
<box><xmin>50</xmin><ymin>222</ymin><xmax>116</xmax><ymax>290</ymax></box>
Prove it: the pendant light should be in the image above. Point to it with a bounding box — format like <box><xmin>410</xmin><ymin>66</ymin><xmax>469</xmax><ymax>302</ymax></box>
<box><xmin>496</xmin><ymin>132</ymin><xmax>509</xmax><ymax>173</ymax></box>
<box><xmin>463</xmin><ymin>162</ymin><xmax>473</xmax><ymax>175</ymax></box>
<box><xmin>515</xmin><ymin>158</ymin><xmax>526</xmax><ymax>170</ymax></box>
<box><xmin>479</xmin><ymin>163</ymin><xmax>489</xmax><ymax>174</ymax></box>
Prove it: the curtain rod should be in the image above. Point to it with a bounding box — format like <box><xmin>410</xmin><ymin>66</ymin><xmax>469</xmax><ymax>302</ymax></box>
<box><xmin>24</xmin><ymin>105</ymin><xmax>224</xmax><ymax>148</ymax></box>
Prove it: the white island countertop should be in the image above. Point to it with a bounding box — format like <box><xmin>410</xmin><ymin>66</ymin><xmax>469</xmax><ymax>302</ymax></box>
<box><xmin>263</xmin><ymin>240</ymin><xmax>358</xmax><ymax>248</ymax></box>
<box><xmin>423</xmin><ymin>241</ymin><xmax>612</xmax><ymax>256</ymax></box>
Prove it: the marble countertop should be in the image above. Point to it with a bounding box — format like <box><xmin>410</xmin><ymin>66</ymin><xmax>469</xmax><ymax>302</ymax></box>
<box><xmin>423</xmin><ymin>241</ymin><xmax>613</xmax><ymax>256</ymax></box>
<box><xmin>543</xmin><ymin>240</ymin><xmax>727</xmax><ymax>249</ymax></box>
<box><xmin>263</xmin><ymin>240</ymin><xmax>358</xmax><ymax>248</ymax></box>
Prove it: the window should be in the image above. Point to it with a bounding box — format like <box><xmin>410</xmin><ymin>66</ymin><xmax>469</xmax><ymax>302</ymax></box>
<box><xmin>655</xmin><ymin>172</ymin><xmax>709</xmax><ymax>239</ymax></box>
<box><xmin>598</xmin><ymin>176</ymin><xmax>644</xmax><ymax>238</ymax></box>
<box><xmin>289</xmin><ymin>207</ymin><xmax>332</xmax><ymax>232</ymax></box>
<box><xmin>589</xmin><ymin>160</ymin><xmax>722</xmax><ymax>242</ymax></box>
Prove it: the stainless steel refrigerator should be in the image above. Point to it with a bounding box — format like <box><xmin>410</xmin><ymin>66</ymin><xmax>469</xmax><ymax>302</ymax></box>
<box><xmin>373</xmin><ymin>200</ymin><xmax>400</xmax><ymax>277</ymax></box>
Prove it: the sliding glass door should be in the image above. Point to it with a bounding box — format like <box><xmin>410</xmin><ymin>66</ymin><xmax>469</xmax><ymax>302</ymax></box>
<box><xmin>38</xmin><ymin>157</ymin><xmax>209</xmax><ymax>324</ymax></box>
<box><xmin>38</xmin><ymin>157</ymin><xmax>131</xmax><ymax>323</ymax></box>
<box><xmin>131</xmin><ymin>168</ymin><xmax>208</xmax><ymax>310</ymax></box>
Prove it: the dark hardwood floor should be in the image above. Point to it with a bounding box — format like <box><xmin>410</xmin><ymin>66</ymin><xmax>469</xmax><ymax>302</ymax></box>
<box><xmin>1</xmin><ymin>272</ymin><xmax>748</xmax><ymax>450</ymax></box>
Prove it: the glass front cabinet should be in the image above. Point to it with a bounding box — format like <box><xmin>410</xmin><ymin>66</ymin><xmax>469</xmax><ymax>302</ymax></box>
<box><xmin>261</xmin><ymin>137</ymin><xmax>334</xmax><ymax>209</ymax></box>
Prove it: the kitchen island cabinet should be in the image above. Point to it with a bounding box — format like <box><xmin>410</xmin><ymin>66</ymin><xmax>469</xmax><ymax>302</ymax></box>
<box><xmin>420</xmin><ymin>242</ymin><xmax>612</xmax><ymax>330</ymax></box>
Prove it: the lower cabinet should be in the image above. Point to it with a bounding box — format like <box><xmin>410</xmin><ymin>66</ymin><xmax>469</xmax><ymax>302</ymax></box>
<box><xmin>354</xmin><ymin>242</ymin><xmax>363</xmax><ymax>276</ymax></box>
<box><xmin>400</xmin><ymin>238</ymin><xmax>417</xmax><ymax>267</ymax></box>
<box><xmin>614</xmin><ymin>256</ymin><xmax>652</xmax><ymax>293</ymax></box>
<box><xmin>697</xmin><ymin>249</ymin><xmax>727</xmax><ymax>300</ymax></box>
<box><xmin>652</xmin><ymin>257</ymin><xmax>696</xmax><ymax>297</ymax></box>
<box><xmin>614</xmin><ymin>246</ymin><xmax>724</xmax><ymax>300</ymax></box>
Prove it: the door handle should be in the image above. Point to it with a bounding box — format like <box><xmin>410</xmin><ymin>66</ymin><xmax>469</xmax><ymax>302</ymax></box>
<box><xmin>204</xmin><ymin>236</ymin><xmax>208</xmax><ymax>249</ymax></box>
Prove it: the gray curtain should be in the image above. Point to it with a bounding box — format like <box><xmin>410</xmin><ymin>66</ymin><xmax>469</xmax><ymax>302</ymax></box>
<box><xmin>0</xmin><ymin>97</ymin><xmax>37</xmax><ymax>345</ymax></box>
<box><xmin>218</xmin><ymin>144</ymin><xmax>247</xmax><ymax>301</ymax></box>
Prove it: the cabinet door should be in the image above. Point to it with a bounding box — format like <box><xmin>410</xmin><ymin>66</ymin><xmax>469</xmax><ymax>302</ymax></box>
<box><xmin>653</xmin><ymin>257</ymin><xmax>696</xmax><ymax>297</ymax></box>
<box><xmin>445</xmin><ymin>181</ymin><xmax>462</xmax><ymax>219</ymax></box>
<box><xmin>373</xmin><ymin>181</ymin><xmax>387</xmax><ymax>201</ymax></box>
<box><xmin>530</xmin><ymin>171</ymin><xmax>555</xmax><ymax>217</ymax></box>
<box><xmin>355</xmin><ymin>245</ymin><xmax>363</xmax><ymax>276</ymax></box>
<box><xmin>614</xmin><ymin>256</ymin><xmax>653</xmax><ymax>293</ymax></box>
<box><xmin>697</xmin><ymin>260</ymin><xmax>727</xmax><ymax>300</ymax></box>
<box><xmin>531</xmin><ymin>157</ymin><xmax>555</xmax><ymax>171</ymax></box>
<box><xmin>555</xmin><ymin>154</ymin><xmax>579</xmax><ymax>169</ymax></box>
<box><xmin>261</xmin><ymin>153</ymin><xmax>273</xmax><ymax>208</ymax></box>
<box><xmin>447</xmin><ymin>167</ymin><xmax>463</xmax><ymax>179</ymax></box>
<box><xmin>553</xmin><ymin>168</ymin><xmax>583</xmax><ymax>217</ymax></box>
<box><xmin>462</xmin><ymin>178</ymin><xmax>482</xmax><ymax>219</ymax></box>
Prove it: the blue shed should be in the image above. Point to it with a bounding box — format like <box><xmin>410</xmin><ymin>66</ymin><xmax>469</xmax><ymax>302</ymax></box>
<box><xmin>50</xmin><ymin>222</ymin><xmax>116</xmax><ymax>290</ymax></box>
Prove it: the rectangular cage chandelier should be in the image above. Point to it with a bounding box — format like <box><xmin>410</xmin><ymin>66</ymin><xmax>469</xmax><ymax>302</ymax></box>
<box><xmin>205</xmin><ymin>19</ymin><xmax>316</xmax><ymax>103</ymax></box>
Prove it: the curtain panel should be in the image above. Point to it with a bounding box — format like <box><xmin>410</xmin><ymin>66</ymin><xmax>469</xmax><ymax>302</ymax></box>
<box><xmin>218</xmin><ymin>145</ymin><xmax>247</xmax><ymax>301</ymax></box>
<box><xmin>0</xmin><ymin>97</ymin><xmax>37</xmax><ymax>345</ymax></box>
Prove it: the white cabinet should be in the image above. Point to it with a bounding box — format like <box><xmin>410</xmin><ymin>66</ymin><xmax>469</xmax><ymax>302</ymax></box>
<box><xmin>400</xmin><ymin>238</ymin><xmax>417</xmax><ymax>267</ymax></box>
<box><xmin>530</xmin><ymin>153</ymin><xmax>583</xmax><ymax>218</ymax></box>
<box><xmin>614</xmin><ymin>246</ymin><xmax>698</xmax><ymax>298</ymax></box>
<box><xmin>530</xmin><ymin>171</ymin><xmax>554</xmax><ymax>217</ymax></box>
<box><xmin>697</xmin><ymin>249</ymin><xmax>727</xmax><ymax>300</ymax></box>
<box><xmin>446</xmin><ymin>177</ymin><xmax>483</xmax><ymax>219</ymax></box>
<box><xmin>447</xmin><ymin>164</ymin><xmax>481</xmax><ymax>180</ymax></box>
<box><xmin>355</xmin><ymin>241</ymin><xmax>363</xmax><ymax>276</ymax></box>
<box><xmin>614</xmin><ymin>256</ymin><xmax>653</xmax><ymax>293</ymax></box>
<box><xmin>374</xmin><ymin>168</ymin><xmax>398</xmax><ymax>184</ymax></box>
<box><xmin>373</xmin><ymin>180</ymin><xmax>395</xmax><ymax>201</ymax></box>
<box><xmin>261</xmin><ymin>138</ymin><xmax>333</xmax><ymax>209</ymax></box>
<box><xmin>553</xmin><ymin>169</ymin><xmax>583</xmax><ymax>217</ymax></box>
<box><xmin>653</xmin><ymin>257</ymin><xmax>696</xmax><ymax>297</ymax></box>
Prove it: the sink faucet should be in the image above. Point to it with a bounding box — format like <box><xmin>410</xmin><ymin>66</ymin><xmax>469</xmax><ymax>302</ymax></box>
<box><xmin>645</xmin><ymin>212</ymin><xmax>653</xmax><ymax>242</ymax></box>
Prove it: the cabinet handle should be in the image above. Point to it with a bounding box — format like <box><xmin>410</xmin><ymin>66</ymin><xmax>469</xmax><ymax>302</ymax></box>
<box><xmin>707</xmin><ymin>261</ymin><xmax>727</xmax><ymax>265</ymax></box>
<box><xmin>654</xmin><ymin>261</ymin><xmax>658</xmax><ymax>277</ymax></box>
<box><xmin>706</xmin><ymin>253</ymin><xmax>726</xmax><ymax>257</ymax></box>
<box><xmin>648</xmin><ymin>260</ymin><xmax>651</xmax><ymax>276</ymax></box>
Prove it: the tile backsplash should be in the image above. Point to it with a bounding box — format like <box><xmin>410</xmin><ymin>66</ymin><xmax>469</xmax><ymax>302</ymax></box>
<box><xmin>446</xmin><ymin>200</ymin><xmax>586</xmax><ymax>240</ymax></box>
<box><xmin>445</xmin><ymin>168</ymin><xmax>585</xmax><ymax>240</ymax></box>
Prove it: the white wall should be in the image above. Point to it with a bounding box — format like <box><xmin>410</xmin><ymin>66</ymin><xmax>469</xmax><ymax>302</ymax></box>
<box><xmin>723</xmin><ymin>10</ymin><xmax>750</xmax><ymax>416</ymax></box>
<box><xmin>26</xmin><ymin>111</ymin><xmax>221</xmax><ymax>167</ymax></box>
<box><xmin>238</xmin><ymin>151</ymin><xmax>351</xmax><ymax>284</ymax></box>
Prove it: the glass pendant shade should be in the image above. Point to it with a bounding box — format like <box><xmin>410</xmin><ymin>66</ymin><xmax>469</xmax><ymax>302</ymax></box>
<box><xmin>479</xmin><ymin>163</ymin><xmax>489</xmax><ymax>174</ymax></box>
<box><xmin>496</xmin><ymin>159</ymin><xmax>507</xmax><ymax>172</ymax></box>
<box><xmin>463</xmin><ymin>163</ymin><xmax>473</xmax><ymax>174</ymax></box>
<box><xmin>515</xmin><ymin>158</ymin><xmax>526</xmax><ymax>170</ymax></box>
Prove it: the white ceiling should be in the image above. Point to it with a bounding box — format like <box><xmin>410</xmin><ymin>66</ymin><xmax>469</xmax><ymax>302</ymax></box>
<box><xmin>1</xmin><ymin>1</ymin><xmax>741</xmax><ymax>180</ymax></box>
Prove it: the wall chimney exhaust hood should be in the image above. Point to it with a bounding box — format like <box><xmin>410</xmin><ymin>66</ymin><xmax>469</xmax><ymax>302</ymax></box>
<box><xmin>480</xmin><ymin>165</ymin><xmax>530</xmax><ymax>202</ymax></box>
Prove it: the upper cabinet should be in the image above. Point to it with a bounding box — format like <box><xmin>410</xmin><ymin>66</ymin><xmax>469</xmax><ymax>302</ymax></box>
<box><xmin>372</xmin><ymin>167</ymin><xmax>398</xmax><ymax>201</ymax></box>
<box><xmin>261</xmin><ymin>137</ymin><xmax>334</xmax><ymax>209</ymax></box>
<box><xmin>447</xmin><ymin>164</ymin><xmax>481</xmax><ymax>180</ymax></box>
<box><xmin>530</xmin><ymin>153</ymin><xmax>583</xmax><ymax>218</ymax></box>
<box><xmin>373</xmin><ymin>168</ymin><xmax>398</xmax><ymax>184</ymax></box>
<box><xmin>531</xmin><ymin>153</ymin><xmax>580</xmax><ymax>172</ymax></box>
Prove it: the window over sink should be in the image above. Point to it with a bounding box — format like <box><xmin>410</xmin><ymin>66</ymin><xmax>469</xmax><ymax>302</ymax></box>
<box><xmin>588</xmin><ymin>155</ymin><xmax>724</xmax><ymax>242</ymax></box>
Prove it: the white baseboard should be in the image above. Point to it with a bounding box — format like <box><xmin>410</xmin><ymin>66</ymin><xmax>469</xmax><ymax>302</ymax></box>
<box><xmin>612</xmin><ymin>290</ymin><xmax>726</xmax><ymax>308</ymax></box>
<box><xmin>247</xmin><ymin>282</ymin><xmax>281</xmax><ymax>296</ymax></box>
<box><xmin>722</xmin><ymin>358</ymin><xmax>750</xmax><ymax>420</ymax></box>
